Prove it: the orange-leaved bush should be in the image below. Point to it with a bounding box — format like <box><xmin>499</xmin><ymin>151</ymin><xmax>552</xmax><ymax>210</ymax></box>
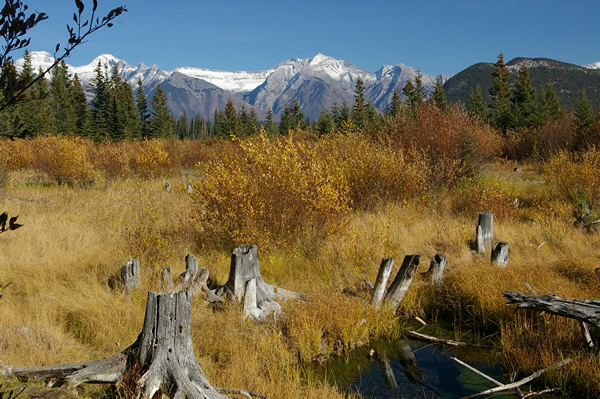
<box><xmin>194</xmin><ymin>132</ymin><xmax>350</xmax><ymax>253</ymax></box>
<box><xmin>132</xmin><ymin>139</ymin><xmax>173</xmax><ymax>178</ymax></box>
<box><xmin>31</xmin><ymin>136</ymin><xmax>94</xmax><ymax>185</ymax></box>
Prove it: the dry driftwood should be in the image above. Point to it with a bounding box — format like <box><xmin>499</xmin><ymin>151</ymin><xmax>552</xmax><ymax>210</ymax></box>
<box><xmin>404</xmin><ymin>330</ymin><xmax>493</xmax><ymax>349</ymax></box>
<box><xmin>460</xmin><ymin>358</ymin><xmax>571</xmax><ymax>399</ymax></box>
<box><xmin>503</xmin><ymin>291</ymin><xmax>600</xmax><ymax>328</ymax></box>
<box><xmin>0</xmin><ymin>291</ymin><xmax>267</xmax><ymax>399</ymax></box>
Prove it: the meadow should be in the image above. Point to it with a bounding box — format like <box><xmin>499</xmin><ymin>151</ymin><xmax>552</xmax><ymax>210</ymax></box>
<box><xmin>1</xmin><ymin>107</ymin><xmax>600</xmax><ymax>398</ymax></box>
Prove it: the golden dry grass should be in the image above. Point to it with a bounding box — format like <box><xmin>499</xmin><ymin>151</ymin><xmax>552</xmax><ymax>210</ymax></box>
<box><xmin>2</xmin><ymin>135</ymin><xmax>600</xmax><ymax>397</ymax></box>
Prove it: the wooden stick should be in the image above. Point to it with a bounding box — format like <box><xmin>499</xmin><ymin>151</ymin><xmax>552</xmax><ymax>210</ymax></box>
<box><xmin>404</xmin><ymin>330</ymin><xmax>493</xmax><ymax>349</ymax></box>
<box><xmin>460</xmin><ymin>358</ymin><xmax>571</xmax><ymax>399</ymax></box>
<box><xmin>451</xmin><ymin>357</ymin><xmax>502</xmax><ymax>386</ymax></box>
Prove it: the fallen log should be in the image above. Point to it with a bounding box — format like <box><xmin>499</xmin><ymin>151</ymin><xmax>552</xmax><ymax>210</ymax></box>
<box><xmin>1</xmin><ymin>291</ymin><xmax>267</xmax><ymax>399</ymax></box>
<box><xmin>404</xmin><ymin>330</ymin><xmax>493</xmax><ymax>349</ymax></box>
<box><xmin>460</xmin><ymin>358</ymin><xmax>571</xmax><ymax>399</ymax></box>
<box><xmin>503</xmin><ymin>291</ymin><xmax>600</xmax><ymax>328</ymax></box>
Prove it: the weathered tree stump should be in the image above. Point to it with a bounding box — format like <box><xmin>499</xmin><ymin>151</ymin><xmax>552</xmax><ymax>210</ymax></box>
<box><xmin>491</xmin><ymin>242</ymin><xmax>509</xmax><ymax>267</ymax></box>
<box><xmin>386</xmin><ymin>255</ymin><xmax>420</xmax><ymax>309</ymax></box>
<box><xmin>214</xmin><ymin>244</ymin><xmax>303</xmax><ymax>321</ymax></box>
<box><xmin>120</xmin><ymin>259</ymin><xmax>140</xmax><ymax>293</ymax></box>
<box><xmin>422</xmin><ymin>254</ymin><xmax>446</xmax><ymax>285</ymax></box>
<box><xmin>159</xmin><ymin>265</ymin><xmax>174</xmax><ymax>292</ymax></box>
<box><xmin>370</xmin><ymin>258</ymin><xmax>394</xmax><ymax>308</ymax></box>
<box><xmin>1</xmin><ymin>291</ymin><xmax>265</xmax><ymax>399</ymax></box>
<box><xmin>476</xmin><ymin>212</ymin><xmax>493</xmax><ymax>254</ymax></box>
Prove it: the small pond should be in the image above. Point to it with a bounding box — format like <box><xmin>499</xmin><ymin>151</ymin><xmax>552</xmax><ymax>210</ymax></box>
<box><xmin>307</xmin><ymin>336</ymin><xmax>562</xmax><ymax>399</ymax></box>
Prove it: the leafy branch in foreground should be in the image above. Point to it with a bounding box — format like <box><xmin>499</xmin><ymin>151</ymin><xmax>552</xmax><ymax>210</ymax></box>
<box><xmin>0</xmin><ymin>0</ymin><xmax>127</xmax><ymax>112</ymax></box>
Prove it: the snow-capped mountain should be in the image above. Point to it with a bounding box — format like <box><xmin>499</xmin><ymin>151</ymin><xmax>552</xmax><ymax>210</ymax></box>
<box><xmin>15</xmin><ymin>51</ymin><xmax>449</xmax><ymax>120</ymax></box>
<box><xmin>584</xmin><ymin>61</ymin><xmax>600</xmax><ymax>70</ymax></box>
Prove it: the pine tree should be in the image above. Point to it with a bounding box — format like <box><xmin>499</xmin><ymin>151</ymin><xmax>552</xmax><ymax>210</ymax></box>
<box><xmin>176</xmin><ymin>110</ymin><xmax>189</xmax><ymax>139</ymax></box>
<box><xmin>489</xmin><ymin>52</ymin><xmax>514</xmax><ymax>132</ymax></box>
<box><xmin>537</xmin><ymin>81</ymin><xmax>564</xmax><ymax>121</ymax></box>
<box><xmin>50</xmin><ymin>60</ymin><xmax>76</xmax><ymax>135</ymax></box>
<box><xmin>32</xmin><ymin>67</ymin><xmax>53</xmax><ymax>136</ymax></box>
<box><xmin>352</xmin><ymin>78</ymin><xmax>366</xmax><ymax>130</ymax></box>
<box><xmin>264</xmin><ymin>107</ymin><xmax>277</xmax><ymax>136</ymax></box>
<box><xmin>90</xmin><ymin>61</ymin><xmax>111</xmax><ymax>141</ymax></box>
<box><xmin>135</xmin><ymin>78</ymin><xmax>151</xmax><ymax>138</ymax></box>
<box><xmin>222</xmin><ymin>98</ymin><xmax>238</xmax><ymax>137</ymax></box>
<box><xmin>512</xmin><ymin>65</ymin><xmax>537</xmax><ymax>128</ymax></box>
<box><xmin>70</xmin><ymin>73</ymin><xmax>91</xmax><ymax>138</ymax></box>
<box><xmin>115</xmin><ymin>80</ymin><xmax>141</xmax><ymax>140</ymax></box>
<box><xmin>316</xmin><ymin>109</ymin><xmax>334</xmax><ymax>135</ymax></box>
<box><xmin>467</xmin><ymin>84</ymin><xmax>487</xmax><ymax>120</ymax></box>
<box><xmin>279</xmin><ymin>98</ymin><xmax>305</xmax><ymax>135</ymax></box>
<box><xmin>386</xmin><ymin>89</ymin><xmax>402</xmax><ymax>117</ymax></box>
<box><xmin>573</xmin><ymin>88</ymin><xmax>595</xmax><ymax>147</ymax></box>
<box><xmin>431</xmin><ymin>76</ymin><xmax>447</xmax><ymax>112</ymax></box>
<box><xmin>16</xmin><ymin>50</ymin><xmax>43</xmax><ymax>137</ymax></box>
<box><xmin>149</xmin><ymin>84</ymin><xmax>173</xmax><ymax>138</ymax></box>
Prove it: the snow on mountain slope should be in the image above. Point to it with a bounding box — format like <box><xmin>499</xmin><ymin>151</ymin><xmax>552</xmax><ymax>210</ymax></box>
<box><xmin>584</xmin><ymin>61</ymin><xmax>600</xmax><ymax>70</ymax></box>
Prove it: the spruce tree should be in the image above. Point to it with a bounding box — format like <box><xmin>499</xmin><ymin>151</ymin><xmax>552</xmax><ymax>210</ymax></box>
<box><xmin>115</xmin><ymin>80</ymin><xmax>141</xmax><ymax>140</ymax></box>
<box><xmin>50</xmin><ymin>60</ymin><xmax>76</xmax><ymax>135</ymax></box>
<box><xmin>573</xmin><ymin>88</ymin><xmax>595</xmax><ymax>147</ymax></box>
<box><xmin>222</xmin><ymin>98</ymin><xmax>238</xmax><ymax>137</ymax></box>
<box><xmin>90</xmin><ymin>61</ymin><xmax>111</xmax><ymax>141</ymax></box>
<box><xmin>316</xmin><ymin>109</ymin><xmax>334</xmax><ymax>135</ymax></box>
<box><xmin>70</xmin><ymin>73</ymin><xmax>91</xmax><ymax>138</ymax></box>
<box><xmin>467</xmin><ymin>84</ymin><xmax>487</xmax><ymax>120</ymax></box>
<box><xmin>16</xmin><ymin>50</ymin><xmax>42</xmax><ymax>137</ymax></box>
<box><xmin>386</xmin><ymin>89</ymin><xmax>402</xmax><ymax>117</ymax></box>
<box><xmin>265</xmin><ymin>107</ymin><xmax>277</xmax><ymax>136</ymax></box>
<box><xmin>279</xmin><ymin>98</ymin><xmax>305</xmax><ymax>135</ymax></box>
<box><xmin>352</xmin><ymin>78</ymin><xmax>366</xmax><ymax>130</ymax></box>
<box><xmin>149</xmin><ymin>84</ymin><xmax>174</xmax><ymax>138</ymax></box>
<box><xmin>538</xmin><ymin>81</ymin><xmax>564</xmax><ymax>120</ymax></box>
<box><xmin>489</xmin><ymin>52</ymin><xmax>514</xmax><ymax>132</ymax></box>
<box><xmin>512</xmin><ymin>65</ymin><xmax>537</xmax><ymax>128</ymax></box>
<box><xmin>176</xmin><ymin>110</ymin><xmax>189</xmax><ymax>139</ymax></box>
<box><xmin>135</xmin><ymin>78</ymin><xmax>151</xmax><ymax>138</ymax></box>
<box><xmin>431</xmin><ymin>76</ymin><xmax>447</xmax><ymax>112</ymax></box>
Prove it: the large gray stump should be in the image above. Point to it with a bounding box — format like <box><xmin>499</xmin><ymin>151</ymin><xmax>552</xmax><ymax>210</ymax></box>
<box><xmin>476</xmin><ymin>212</ymin><xmax>494</xmax><ymax>254</ymax></box>
<box><xmin>120</xmin><ymin>259</ymin><xmax>140</xmax><ymax>293</ymax></box>
<box><xmin>491</xmin><ymin>242</ymin><xmax>509</xmax><ymax>267</ymax></box>
<box><xmin>217</xmin><ymin>244</ymin><xmax>302</xmax><ymax>321</ymax></box>
<box><xmin>0</xmin><ymin>292</ymin><xmax>244</xmax><ymax>399</ymax></box>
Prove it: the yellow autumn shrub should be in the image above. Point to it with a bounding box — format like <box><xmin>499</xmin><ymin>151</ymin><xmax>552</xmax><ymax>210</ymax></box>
<box><xmin>194</xmin><ymin>132</ymin><xmax>350</xmax><ymax>253</ymax></box>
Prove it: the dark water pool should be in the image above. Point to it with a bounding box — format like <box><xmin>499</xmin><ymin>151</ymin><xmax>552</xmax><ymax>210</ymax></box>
<box><xmin>308</xmin><ymin>338</ymin><xmax>561</xmax><ymax>399</ymax></box>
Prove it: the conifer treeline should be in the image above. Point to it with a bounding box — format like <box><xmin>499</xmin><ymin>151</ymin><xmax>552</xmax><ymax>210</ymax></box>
<box><xmin>1</xmin><ymin>51</ymin><xmax>598</xmax><ymax>146</ymax></box>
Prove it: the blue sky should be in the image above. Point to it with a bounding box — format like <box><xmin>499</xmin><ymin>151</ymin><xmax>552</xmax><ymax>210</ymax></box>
<box><xmin>18</xmin><ymin>0</ymin><xmax>600</xmax><ymax>76</ymax></box>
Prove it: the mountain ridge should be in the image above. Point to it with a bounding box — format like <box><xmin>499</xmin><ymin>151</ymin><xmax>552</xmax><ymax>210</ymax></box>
<box><xmin>15</xmin><ymin>51</ymin><xmax>600</xmax><ymax>120</ymax></box>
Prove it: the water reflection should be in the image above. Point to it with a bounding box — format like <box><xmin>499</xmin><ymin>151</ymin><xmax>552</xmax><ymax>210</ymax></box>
<box><xmin>340</xmin><ymin>339</ymin><xmax>503</xmax><ymax>398</ymax></box>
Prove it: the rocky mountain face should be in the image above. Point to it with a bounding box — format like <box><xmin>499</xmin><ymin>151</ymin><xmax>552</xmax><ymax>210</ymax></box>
<box><xmin>16</xmin><ymin>51</ymin><xmax>449</xmax><ymax>121</ymax></box>
<box><xmin>443</xmin><ymin>57</ymin><xmax>600</xmax><ymax>110</ymax></box>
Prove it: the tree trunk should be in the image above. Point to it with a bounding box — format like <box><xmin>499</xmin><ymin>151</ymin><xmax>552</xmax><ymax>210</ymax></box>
<box><xmin>476</xmin><ymin>212</ymin><xmax>493</xmax><ymax>254</ymax></box>
<box><xmin>386</xmin><ymin>255</ymin><xmax>420</xmax><ymax>309</ymax></box>
<box><xmin>370</xmin><ymin>258</ymin><xmax>394</xmax><ymax>308</ymax></box>
<box><xmin>1</xmin><ymin>292</ymin><xmax>264</xmax><ymax>399</ymax></box>
<box><xmin>491</xmin><ymin>242</ymin><xmax>509</xmax><ymax>267</ymax></box>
